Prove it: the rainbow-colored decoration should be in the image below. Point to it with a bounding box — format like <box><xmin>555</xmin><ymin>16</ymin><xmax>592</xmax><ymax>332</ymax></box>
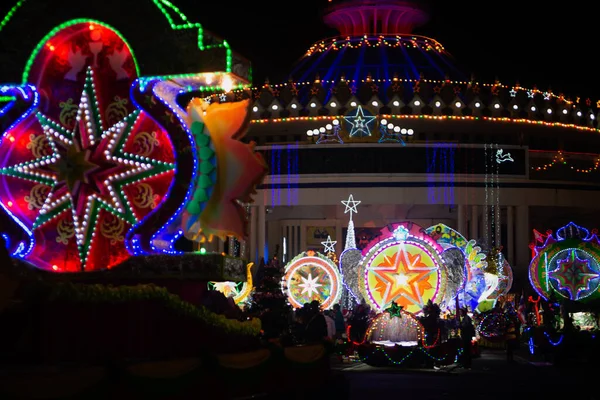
<box><xmin>359</xmin><ymin>222</ymin><xmax>446</xmax><ymax>314</ymax></box>
<box><xmin>529</xmin><ymin>222</ymin><xmax>600</xmax><ymax>302</ymax></box>
<box><xmin>283</xmin><ymin>250</ymin><xmax>342</xmax><ymax>310</ymax></box>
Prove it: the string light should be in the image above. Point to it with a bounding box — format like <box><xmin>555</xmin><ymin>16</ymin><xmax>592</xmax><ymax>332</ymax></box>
<box><xmin>531</xmin><ymin>150</ymin><xmax>600</xmax><ymax>173</ymax></box>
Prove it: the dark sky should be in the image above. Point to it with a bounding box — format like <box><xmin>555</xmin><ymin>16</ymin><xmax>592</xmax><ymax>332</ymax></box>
<box><xmin>0</xmin><ymin>0</ymin><xmax>597</xmax><ymax>99</ymax></box>
<box><xmin>178</xmin><ymin>0</ymin><xmax>600</xmax><ymax>100</ymax></box>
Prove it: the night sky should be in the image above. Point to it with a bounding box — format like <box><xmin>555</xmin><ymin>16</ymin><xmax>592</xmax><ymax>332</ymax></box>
<box><xmin>0</xmin><ymin>0</ymin><xmax>597</xmax><ymax>99</ymax></box>
<box><xmin>179</xmin><ymin>0</ymin><xmax>599</xmax><ymax>100</ymax></box>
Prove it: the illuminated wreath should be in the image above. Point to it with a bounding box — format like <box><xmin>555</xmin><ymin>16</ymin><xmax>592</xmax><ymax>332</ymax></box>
<box><xmin>529</xmin><ymin>222</ymin><xmax>600</xmax><ymax>302</ymax></box>
<box><xmin>359</xmin><ymin>222</ymin><xmax>446</xmax><ymax>314</ymax></box>
<box><xmin>283</xmin><ymin>250</ymin><xmax>342</xmax><ymax>310</ymax></box>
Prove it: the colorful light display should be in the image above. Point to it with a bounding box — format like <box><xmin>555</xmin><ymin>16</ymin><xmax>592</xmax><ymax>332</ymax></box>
<box><xmin>365</xmin><ymin>306</ymin><xmax>424</xmax><ymax>347</ymax></box>
<box><xmin>0</xmin><ymin>22</ymin><xmax>176</xmax><ymax>271</ymax></box>
<box><xmin>208</xmin><ymin>262</ymin><xmax>254</xmax><ymax>307</ymax></box>
<box><xmin>359</xmin><ymin>223</ymin><xmax>445</xmax><ymax>314</ymax></box>
<box><xmin>0</xmin><ymin>17</ymin><xmax>260</xmax><ymax>273</ymax></box>
<box><xmin>283</xmin><ymin>250</ymin><xmax>342</xmax><ymax>310</ymax></box>
<box><xmin>530</xmin><ymin>222</ymin><xmax>600</xmax><ymax>302</ymax></box>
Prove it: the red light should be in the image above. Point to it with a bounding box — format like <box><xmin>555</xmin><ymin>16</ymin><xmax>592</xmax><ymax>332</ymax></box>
<box><xmin>52</xmin><ymin>265</ymin><xmax>58</xmax><ymax>271</ymax></box>
<box><xmin>47</xmin><ymin>43</ymin><xmax>55</xmax><ymax>51</ymax></box>
<box><xmin>7</xmin><ymin>201</ymin><xmax>12</xmax><ymax>207</ymax></box>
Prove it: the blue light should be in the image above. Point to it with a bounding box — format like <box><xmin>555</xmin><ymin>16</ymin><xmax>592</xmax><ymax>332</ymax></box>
<box><xmin>0</xmin><ymin>84</ymin><xmax>40</xmax><ymax>259</ymax></box>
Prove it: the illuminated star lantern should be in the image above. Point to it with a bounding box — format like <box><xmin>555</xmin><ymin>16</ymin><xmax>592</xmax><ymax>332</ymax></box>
<box><xmin>2</xmin><ymin>67</ymin><xmax>175</xmax><ymax>270</ymax></box>
<box><xmin>343</xmin><ymin>105</ymin><xmax>376</xmax><ymax>137</ymax></box>
<box><xmin>321</xmin><ymin>235</ymin><xmax>337</xmax><ymax>254</ymax></box>
<box><xmin>385</xmin><ymin>302</ymin><xmax>404</xmax><ymax>318</ymax></box>
<box><xmin>369</xmin><ymin>245</ymin><xmax>438</xmax><ymax>312</ymax></box>
<box><xmin>393</xmin><ymin>226</ymin><xmax>410</xmax><ymax>241</ymax></box>
<box><xmin>550</xmin><ymin>249</ymin><xmax>600</xmax><ymax>300</ymax></box>
<box><xmin>299</xmin><ymin>273</ymin><xmax>323</xmax><ymax>297</ymax></box>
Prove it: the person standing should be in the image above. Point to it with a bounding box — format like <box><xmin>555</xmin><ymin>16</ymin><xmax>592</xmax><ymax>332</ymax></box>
<box><xmin>332</xmin><ymin>304</ymin><xmax>345</xmax><ymax>339</ymax></box>
<box><xmin>304</xmin><ymin>300</ymin><xmax>328</xmax><ymax>343</ymax></box>
<box><xmin>459</xmin><ymin>308</ymin><xmax>475</xmax><ymax>369</ymax></box>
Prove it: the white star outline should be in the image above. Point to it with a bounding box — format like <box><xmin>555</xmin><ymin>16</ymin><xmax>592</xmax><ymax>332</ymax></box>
<box><xmin>321</xmin><ymin>235</ymin><xmax>337</xmax><ymax>253</ymax></box>
<box><xmin>343</xmin><ymin>105</ymin><xmax>376</xmax><ymax>137</ymax></box>
<box><xmin>299</xmin><ymin>273</ymin><xmax>323</xmax><ymax>298</ymax></box>
<box><xmin>341</xmin><ymin>194</ymin><xmax>361</xmax><ymax>217</ymax></box>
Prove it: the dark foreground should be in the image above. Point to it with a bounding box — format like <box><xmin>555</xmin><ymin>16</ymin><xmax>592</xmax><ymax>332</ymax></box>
<box><xmin>269</xmin><ymin>349</ymin><xmax>598</xmax><ymax>400</ymax></box>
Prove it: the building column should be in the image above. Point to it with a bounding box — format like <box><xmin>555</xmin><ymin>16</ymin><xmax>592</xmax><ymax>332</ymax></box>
<box><xmin>515</xmin><ymin>205</ymin><xmax>530</xmax><ymax>273</ymax></box>
<box><xmin>249</xmin><ymin>206</ymin><xmax>257</xmax><ymax>263</ymax></box>
<box><xmin>257</xmin><ymin>205</ymin><xmax>266</xmax><ymax>262</ymax></box>
<box><xmin>507</xmin><ymin>206</ymin><xmax>515</xmax><ymax>265</ymax></box>
<box><xmin>457</xmin><ymin>205</ymin><xmax>467</xmax><ymax>237</ymax></box>
<box><xmin>471</xmin><ymin>205</ymin><xmax>479</xmax><ymax>240</ymax></box>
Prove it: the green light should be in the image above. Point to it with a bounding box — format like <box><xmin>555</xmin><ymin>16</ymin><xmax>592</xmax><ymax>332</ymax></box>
<box><xmin>200</xmin><ymin>247</ymin><xmax>206</xmax><ymax>254</ymax></box>
<box><xmin>0</xmin><ymin>0</ymin><xmax>25</xmax><ymax>34</ymax></box>
<box><xmin>21</xmin><ymin>19</ymin><xmax>141</xmax><ymax>85</ymax></box>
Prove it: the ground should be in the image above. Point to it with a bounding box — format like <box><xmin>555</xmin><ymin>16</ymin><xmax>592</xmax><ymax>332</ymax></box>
<box><xmin>264</xmin><ymin>348</ymin><xmax>598</xmax><ymax>400</ymax></box>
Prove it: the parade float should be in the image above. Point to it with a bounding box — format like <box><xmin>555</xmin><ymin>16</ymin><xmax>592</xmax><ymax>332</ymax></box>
<box><xmin>524</xmin><ymin>222</ymin><xmax>600</xmax><ymax>360</ymax></box>
<box><xmin>0</xmin><ymin>3</ymin><xmax>281</xmax><ymax>396</ymax></box>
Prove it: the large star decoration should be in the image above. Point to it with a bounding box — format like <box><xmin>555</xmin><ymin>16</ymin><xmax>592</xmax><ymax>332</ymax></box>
<box><xmin>3</xmin><ymin>67</ymin><xmax>174</xmax><ymax>269</ymax></box>
<box><xmin>299</xmin><ymin>273</ymin><xmax>323</xmax><ymax>298</ymax></box>
<box><xmin>343</xmin><ymin>105</ymin><xmax>376</xmax><ymax>137</ymax></box>
<box><xmin>550</xmin><ymin>249</ymin><xmax>600</xmax><ymax>300</ymax></box>
<box><xmin>321</xmin><ymin>235</ymin><xmax>337</xmax><ymax>253</ymax></box>
<box><xmin>370</xmin><ymin>246</ymin><xmax>437</xmax><ymax>310</ymax></box>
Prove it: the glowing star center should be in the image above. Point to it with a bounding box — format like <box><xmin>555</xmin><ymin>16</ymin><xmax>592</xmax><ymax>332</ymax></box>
<box><xmin>394</xmin><ymin>273</ymin><xmax>409</xmax><ymax>286</ymax></box>
<box><xmin>299</xmin><ymin>273</ymin><xmax>322</xmax><ymax>297</ymax></box>
<box><xmin>49</xmin><ymin>142</ymin><xmax>98</xmax><ymax>192</ymax></box>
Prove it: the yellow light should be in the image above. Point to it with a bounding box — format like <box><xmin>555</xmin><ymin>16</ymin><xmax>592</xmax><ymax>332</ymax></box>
<box><xmin>220</xmin><ymin>75</ymin><xmax>233</xmax><ymax>93</ymax></box>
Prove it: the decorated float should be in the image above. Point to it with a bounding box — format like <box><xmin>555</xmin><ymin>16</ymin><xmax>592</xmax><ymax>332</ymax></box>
<box><xmin>0</xmin><ymin>3</ymin><xmax>297</xmax><ymax>397</ymax></box>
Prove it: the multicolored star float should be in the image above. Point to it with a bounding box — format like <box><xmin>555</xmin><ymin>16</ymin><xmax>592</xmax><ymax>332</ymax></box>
<box><xmin>0</xmin><ymin>67</ymin><xmax>175</xmax><ymax>271</ymax></box>
<box><xmin>550</xmin><ymin>249</ymin><xmax>600</xmax><ymax>301</ymax></box>
<box><xmin>343</xmin><ymin>105</ymin><xmax>376</xmax><ymax>137</ymax></box>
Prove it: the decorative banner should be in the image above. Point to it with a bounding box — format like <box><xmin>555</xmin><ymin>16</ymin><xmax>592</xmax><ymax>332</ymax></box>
<box><xmin>0</xmin><ymin>22</ymin><xmax>176</xmax><ymax>272</ymax></box>
<box><xmin>360</xmin><ymin>222</ymin><xmax>445</xmax><ymax>314</ymax></box>
<box><xmin>530</xmin><ymin>222</ymin><xmax>600</xmax><ymax>302</ymax></box>
<box><xmin>283</xmin><ymin>251</ymin><xmax>342</xmax><ymax>310</ymax></box>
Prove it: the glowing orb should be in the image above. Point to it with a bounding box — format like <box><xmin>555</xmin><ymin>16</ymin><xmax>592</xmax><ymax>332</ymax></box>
<box><xmin>283</xmin><ymin>251</ymin><xmax>342</xmax><ymax>310</ymax></box>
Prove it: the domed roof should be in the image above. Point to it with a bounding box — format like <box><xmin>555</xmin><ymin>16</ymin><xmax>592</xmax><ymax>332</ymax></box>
<box><xmin>290</xmin><ymin>0</ymin><xmax>466</xmax><ymax>82</ymax></box>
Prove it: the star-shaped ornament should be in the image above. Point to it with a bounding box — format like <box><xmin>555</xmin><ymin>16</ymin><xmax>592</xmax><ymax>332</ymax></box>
<box><xmin>8</xmin><ymin>67</ymin><xmax>175</xmax><ymax>269</ymax></box>
<box><xmin>341</xmin><ymin>194</ymin><xmax>361</xmax><ymax>216</ymax></box>
<box><xmin>385</xmin><ymin>302</ymin><xmax>404</xmax><ymax>318</ymax></box>
<box><xmin>299</xmin><ymin>273</ymin><xmax>323</xmax><ymax>298</ymax></box>
<box><xmin>321</xmin><ymin>235</ymin><xmax>337</xmax><ymax>254</ymax></box>
<box><xmin>343</xmin><ymin>105</ymin><xmax>376</xmax><ymax>138</ymax></box>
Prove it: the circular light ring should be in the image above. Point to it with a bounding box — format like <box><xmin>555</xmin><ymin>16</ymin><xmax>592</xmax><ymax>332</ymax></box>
<box><xmin>283</xmin><ymin>253</ymin><xmax>342</xmax><ymax>310</ymax></box>
<box><xmin>547</xmin><ymin>248</ymin><xmax>600</xmax><ymax>301</ymax></box>
<box><xmin>360</xmin><ymin>236</ymin><xmax>444</xmax><ymax>314</ymax></box>
<box><xmin>529</xmin><ymin>238</ymin><xmax>600</xmax><ymax>302</ymax></box>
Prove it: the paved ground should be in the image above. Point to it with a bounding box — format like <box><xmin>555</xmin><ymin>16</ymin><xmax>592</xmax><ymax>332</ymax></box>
<box><xmin>289</xmin><ymin>349</ymin><xmax>599</xmax><ymax>400</ymax></box>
